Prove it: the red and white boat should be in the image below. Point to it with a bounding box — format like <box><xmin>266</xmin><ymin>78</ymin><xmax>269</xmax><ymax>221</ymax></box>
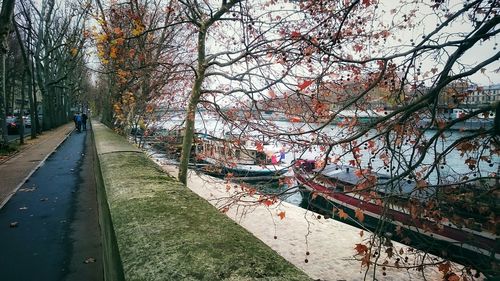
<box><xmin>293</xmin><ymin>159</ymin><xmax>499</xmax><ymax>271</ymax></box>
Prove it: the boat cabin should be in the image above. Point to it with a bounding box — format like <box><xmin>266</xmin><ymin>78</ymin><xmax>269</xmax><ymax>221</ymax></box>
<box><xmin>296</xmin><ymin>160</ymin><xmax>433</xmax><ymax>202</ymax></box>
<box><xmin>196</xmin><ymin>135</ymin><xmax>277</xmax><ymax>166</ymax></box>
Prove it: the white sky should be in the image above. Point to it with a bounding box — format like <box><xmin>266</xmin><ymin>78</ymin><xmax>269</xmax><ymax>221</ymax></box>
<box><xmin>376</xmin><ymin>0</ymin><xmax>499</xmax><ymax>86</ymax></box>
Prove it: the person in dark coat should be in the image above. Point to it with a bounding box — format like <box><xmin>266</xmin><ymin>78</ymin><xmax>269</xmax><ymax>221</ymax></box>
<box><xmin>75</xmin><ymin>113</ymin><xmax>82</xmax><ymax>132</ymax></box>
<box><xmin>82</xmin><ymin>113</ymin><xmax>88</xmax><ymax>131</ymax></box>
<box><xmin>73</xmin><ymin>113</ymin><xmax>78</xmax><ymax>128</ymax></box>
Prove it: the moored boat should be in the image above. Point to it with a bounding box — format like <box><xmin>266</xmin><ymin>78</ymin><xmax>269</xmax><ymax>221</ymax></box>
<box><xmin>293</xmin><ymin>159</ymin><xmax>499</xmax><ymax>273</ymax></box>
<box><xmin>147</xmin><ymin>127</ymin><xmax>198</xmax><ymax>159</ymax></box>
<box><xmin>195</xmin><ymin>134</ymin><xmax>288</xmax><ymax>182</ymax></box>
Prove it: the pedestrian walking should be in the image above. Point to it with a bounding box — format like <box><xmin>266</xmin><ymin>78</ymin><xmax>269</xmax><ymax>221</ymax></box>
<box><xmin>73</xmin><ymin>113</ymin><xmax>78</xmax><ymax>129</ymax></box>
<box><xmin>75</xmin><ymin>113</ymin><xmax>82</xmax><ymax>132</ymax></box>
<box><xmin>82</xmin><ymin>113</ymin><xmax>88</xmax><ymax>131</ymax></box>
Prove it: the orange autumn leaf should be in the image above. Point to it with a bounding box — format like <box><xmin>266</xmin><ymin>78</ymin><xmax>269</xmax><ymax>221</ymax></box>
<box><xmin>129</xmin><ymin>49</ymin><xmax>136</xmax><ymax>58</ymax></box>
<box><xmin>110</xmin><ymin>46</ymin><xmax>118</xmax><ymax>59</ymax></box>
<box><xmin>355</xmin><ymin>208</ymin><xmax>365</xmax><ymax>222</ymax></box>
<box><xmin>354</xmin><ymin>243</ymin><xmax>368</xmax><ymax>255</ymax></box>
<box><xmin>353</xmin><ymin>44</ymin><xmax>363</xmax><ymax>52</ymax></box>
<box><xmin>298</xmin><ymin>80</ymin><xmax>314</xmax><ymax>91</ymax></box>
<box><xmin>291</xmin><ymin>30</ymin><xmax>301</xmax><ymax>39</ymax></box>
<box><xmin>367</xmin><ymin>140</ymin><xmax>376</xmax><ymax>149</ymax></box>
<box><xmin>247</xmin><ymin>188</ymin><xmax>257</xmax><ymax>196</ymax></box>
<box><xmin>263</xmin><ymin>199</ymin><xmax>274</xmax><ymax>207</ymax></box>
<box><xmin>352</xmin><ymin>146</ymin><xmax>361</xmax><ymax>154</ymax></box>
<box><xmin>268</xmin><ymin>89</ymin><xmax>277</xmax><ymax>98</ymax></box>
<box><xmin>314</xmin><ymin>160</ymin><xmax>325</xmax><ymax>169</ymax></box>
<box><xmin>362</xmin><ymin>0</ymin><xmax>373</xmax><ymax>6</ymax></box>
<box><xmin>289</xmin><ymin>116</ymin><xmax>301</xmax><ymax>123</ymax></box>
<box><xmin>416</xmin><ymin>179</ymin><xmax>428</xmax><ymax>189</ymax></box>
<box><xmin>255</xmin><ymin>142</ymin><xmax>264</xmax><ymax>152</ymax></box>
<box><xmin>354</xmin><ymin>169</ymin><xmax>364</xmax><ymax>178</ymax></box>
<box><xmin>145</xmin><ymin>104</ymin><xmax>154</xmax><ymax>113</ymax></box>
<box><xmin>277</xmin><ymin>211</ymin><xmax>286</xmax><ymax>220</ymax></box>
<box><xmin>438</xmin><ymin>261</ymin><xmax>451</xmax><ymax>274</ymax></box>
<box><xmin>338</xmin><ymin>209</ymin><xmax>349</xmax><ymax>220</ymax></box>
<box><xmin>361</xmin><ymin>253</ymin><xmax>371</xmax><ymax>267</ymax></box>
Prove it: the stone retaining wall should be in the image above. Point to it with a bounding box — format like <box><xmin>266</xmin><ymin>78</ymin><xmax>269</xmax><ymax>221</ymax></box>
<box><xmin>91</xmin><ymin>121</ymin><xmax>310</xmax><ymax>281</ymax></box>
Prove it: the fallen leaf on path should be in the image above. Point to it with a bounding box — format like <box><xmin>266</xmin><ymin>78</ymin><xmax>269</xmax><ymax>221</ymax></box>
<box><xmin>277</xmin><ymin>211</ymin><xmax>286</xmax><ymax>220</ymax></box>
<box><xmin>83</xmin><ymin>257</ymin><xmax>96</xmax><ymax>264</ymax></box>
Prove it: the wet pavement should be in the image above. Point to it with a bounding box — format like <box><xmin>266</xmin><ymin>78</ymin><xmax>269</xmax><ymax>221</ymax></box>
<box><xmin>0</xmin><ymin>126</ymin><xmax>102</xmax><ymax>281</ymax></box>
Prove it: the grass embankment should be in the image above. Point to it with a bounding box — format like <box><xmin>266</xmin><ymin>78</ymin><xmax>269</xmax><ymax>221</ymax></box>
<box><xmin>94</xmin><ymin>123</ymin><xmax>311</xmax><ymax>281</ymax></box>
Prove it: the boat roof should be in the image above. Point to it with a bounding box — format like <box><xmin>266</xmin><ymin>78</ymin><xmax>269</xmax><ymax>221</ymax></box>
<box><xmin>198</xmin><ymin>134</ymin><xmax>283</xmax><ymax>154</ymax></box>
<box><xmin>315</xmin><ymin>165</ymin><xmax>434</xmax><ymax>201</ymax></box>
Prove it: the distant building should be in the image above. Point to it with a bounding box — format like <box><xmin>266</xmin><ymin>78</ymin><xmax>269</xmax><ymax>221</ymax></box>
<box><xmin>463</xmin><ymin>84</ymin><xmax>500</xmax><ymax>106</ymax></box>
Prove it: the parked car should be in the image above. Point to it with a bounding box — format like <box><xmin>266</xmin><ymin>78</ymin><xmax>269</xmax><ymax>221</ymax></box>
<box><xmin>6</xmin><ymin>116</ymin><xmax>19</xmax><ymax>134</ymax></box>
<box><xmin>23</xmin><ymin>116</ymin><xmax>31</xmax><ymax>128</ymax></box>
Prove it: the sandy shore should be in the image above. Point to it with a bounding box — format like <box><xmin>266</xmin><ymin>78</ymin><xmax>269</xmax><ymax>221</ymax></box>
<box><xmin>155</xmin><ymin>160</ymin><xmax>473</xmax><ymax>281</ymax></box>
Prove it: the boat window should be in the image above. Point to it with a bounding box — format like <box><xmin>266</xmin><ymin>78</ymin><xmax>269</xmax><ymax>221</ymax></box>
<box><xmin>256</xmin><ymin>152</ymin><xmax>266</xmax><ymax>164</ymax></box>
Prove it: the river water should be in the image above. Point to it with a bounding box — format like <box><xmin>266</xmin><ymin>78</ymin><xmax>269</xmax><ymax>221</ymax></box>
<box><xmin>143</xmin><ymin>114</ymin><xmax>498</xmax><ymax>213</ymax></box>
<box><xmin>151</xmin><ymin>114</ymin><xmax>498</xmax><ymax>182</ymax></box>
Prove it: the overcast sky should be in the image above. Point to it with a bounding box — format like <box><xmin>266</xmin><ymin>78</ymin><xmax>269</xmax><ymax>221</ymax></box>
<box><xmin>377</xmin><ymin>0</ymin><xmax>499</xmax><ymax>86</ymax></box>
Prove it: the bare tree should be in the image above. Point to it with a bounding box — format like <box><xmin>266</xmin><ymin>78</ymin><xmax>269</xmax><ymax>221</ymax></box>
<box><xmin>0</xmin><ymin>0</ymin><xmax>16</xmax><ymax>146</ymax></box>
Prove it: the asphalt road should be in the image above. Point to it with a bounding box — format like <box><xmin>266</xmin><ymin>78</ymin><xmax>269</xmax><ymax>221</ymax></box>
<box><xmin>0</xmin><ymin>126</ymin><xmax>103</xmax><ymax>281</ymax></box>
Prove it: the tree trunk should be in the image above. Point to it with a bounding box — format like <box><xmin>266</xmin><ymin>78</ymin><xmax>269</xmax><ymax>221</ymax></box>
<box><xmin>14</xmin><ymin>20</ymin><xmax>37</xmax><ymax>140</ymax></box>
<box><xmin>33</xmin><ymin>68</ymin><xmax>40</xmax><ymax>134</ymax></box>
<box><xmin>19</xmin><ymin>71</ymin><xmax>26</xmax><ymax>144</ymax></box>
<box><xmin>0</xmin><ymin>53</ymin><xmax>7</xmax><ymax>146</ymax></box>
<box><xmin>28</xmin><ymin>69</ymin><xmax>35</xmax><ymax>139</ymax></box>
<box><xmin>178</xmin><ymin>27</ymin><xmax>207</xmax><ymax>185</ymax></box>
<box><xmin>0</xmin><ymin>0</ymin><xmax>14</xmax><ymax>146</ymax></box>
<box><xmin>177</xmin><ymin>0</ymin><xmax>238</xmax><ymax>184</ymax></box>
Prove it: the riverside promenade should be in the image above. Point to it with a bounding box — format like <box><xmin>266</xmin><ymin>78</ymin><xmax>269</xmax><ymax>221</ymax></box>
<box><xmin>0</xmin><ymin>123</ymin><xmax>102</xmax><ymax>281</ymax></box>
<box><xmin>0</xmin><ymin>121</ymin><xmax>477</xmax><ymax>281</ymax></box>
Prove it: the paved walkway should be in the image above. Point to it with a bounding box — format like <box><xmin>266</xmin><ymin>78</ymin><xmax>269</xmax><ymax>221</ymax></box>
<box><xmin>0</xmin><ymin>124</ymin><xmax>102</xmax><ymax>281</ymax></box>
<box><xmin>0</xmin><ymin>123</ymin><xmax>74</xmax><ymax>208</ymax></box>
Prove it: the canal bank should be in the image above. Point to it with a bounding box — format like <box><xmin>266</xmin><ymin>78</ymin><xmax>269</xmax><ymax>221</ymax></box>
<box><xmin>154</xmin><ymin>160</ymin><xmax>472</xmax><ymax>281</ymax></box>
<box><xmin>91</xmin><ymin>121</ymin><xmax>310</xmax><ymax>280</ymax></box>
<box><xmin>0</xmin><ymin>119</ymin><xmax>488</xmax><ymax>280</ymax></box>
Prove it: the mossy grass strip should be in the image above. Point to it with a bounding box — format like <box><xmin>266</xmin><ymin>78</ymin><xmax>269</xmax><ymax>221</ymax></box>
<box><xmin>94</xmin><ymin>123</ymin><xmax>311</xmax><ymax>281</ymax></box>
<box><xmin>0</xmin><ymin>142</ymin><xmax>19</xmax><ymax>156</ymax></box>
